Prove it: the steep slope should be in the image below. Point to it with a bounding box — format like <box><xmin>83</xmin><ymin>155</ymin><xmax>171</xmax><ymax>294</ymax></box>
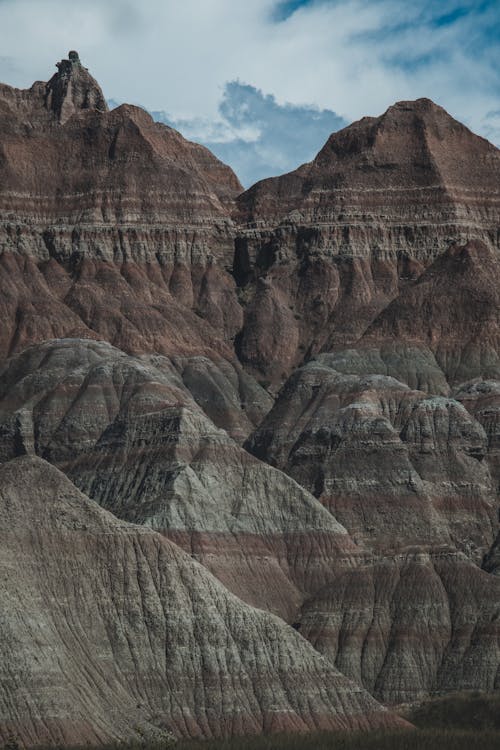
<box><xmin>246</xmin><ymin>359</ymin><xmax>500</xmax><ymax>700</ymax></box>
<box><xmin>233</xmin><ymin>99</ymin><xmax>500</xmax><ymax>384</ymax></box>
<box><xmin>456</xmin><ymin>378</ymin><xmax>500</xmax><ymax>486</ymax></box>
<box><xmin>2</xmin><ymin>339</ymin><xmax>500</xmax><ymax>706</ymax></box>
<box><xmin>298</xmin><ymin>549</ymin><xmax>500</xmax><ymax>703</ymax></box>
<box><xmin>0</xmin><ymin>456</ymin><xmax>406</xmax><ymax>746</ymax></box>
<box><xmin>0</xmin><ymin>339</ymin><xmax>357</xmax><ymax>622</ymax></box>
<box><xmin>362</xmin><ymin>240</ymin><xmax>500</xmax><ymax>384</ymax></box>
<box><xmin>247</xmin><ymin>359</ymin><xmax>497</xmax><ymax>559</ymax></box>
<box><xmin>2</xmin><ymin>53</ymin><xmax>500</xmax><ymax>735</ymax></box>
<box><xmin>0</xmin><ymin>52</ymin><xmax>271</xmax><ymax>441</ymax></box>
<box><xmin>313</xmin><ymin>240</ymin><xmax>500</xmax><ymax>392</ymax></box>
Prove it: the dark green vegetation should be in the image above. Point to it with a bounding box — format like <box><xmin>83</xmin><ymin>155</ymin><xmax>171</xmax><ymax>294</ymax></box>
<box><xmin>174</xmin><ymin>728</ymin><xmax>500</xmax><ymax>750</ymax></box>
<box><xmin>408</xmin><ymin>690</ymin><xmax>500</xmax><ymax>731</ymax></box>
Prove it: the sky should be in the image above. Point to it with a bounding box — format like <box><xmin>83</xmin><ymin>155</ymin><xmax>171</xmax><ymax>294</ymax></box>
<box><xmin>0</xmin><ymin>0</ymin><xmax>499</xmax><ymax>186</ymax></box>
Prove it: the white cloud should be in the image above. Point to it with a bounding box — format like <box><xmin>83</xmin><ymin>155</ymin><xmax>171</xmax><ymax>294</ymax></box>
<box><xmin>149</xmin><ymin>81</ymin><xmax>347</xmax><ymax>186</ymax></box>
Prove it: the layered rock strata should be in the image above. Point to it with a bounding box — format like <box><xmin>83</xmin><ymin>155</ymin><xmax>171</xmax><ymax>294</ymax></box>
<box><xmin>2</xmin><ymin>339</ymin><xmax>500</xmax><ymax>706</ymax></box>
<box><xmin>247</xmin><ymin>359</ymin><xmax>497</xmax><ymax>559</ymax></box>
<box><xmin>0</xmin><ymin>339</ymin><xmax>356</xmax><ymax>622</ymax></box>
<box><xmin>1</xmin><ymin>52</ymin><xmax>500</xmax><ymax>741</ymax></box>
<box><xmin>234</xmin><ymin>100</ymin><xmax>500</xmax><ymax>383</ymax></box>
<box><xmin>0</xmin><ymin>456</ymin><xmax>406</xmax><ymax>745</ymax></box>
<box><xmin>0</xmin><ymin>53</ymin><xmax>268</xmax><ymax>441</ymax></box>
<box><xmin>246</xmin><ymin>358</ymin><xmax>500</xmax><ymax>699</ymax></box>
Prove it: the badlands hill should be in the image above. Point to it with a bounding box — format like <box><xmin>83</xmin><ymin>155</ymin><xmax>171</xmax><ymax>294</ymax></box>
<box><xmin>0</xmin><ymin>52</ymin><xmax>499</xmax><ymax>745</ymax></box>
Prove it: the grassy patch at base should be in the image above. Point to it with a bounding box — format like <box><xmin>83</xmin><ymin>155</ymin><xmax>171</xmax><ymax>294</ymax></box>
<box><xmin>175</xmin><ymin>728</ymin><xmax>500</xmax><ymax>750</ymax></box>
<box><xmin>407</xmin><ymin>690</ymin><xmax>500</xmax><ymax>731</ymax></box>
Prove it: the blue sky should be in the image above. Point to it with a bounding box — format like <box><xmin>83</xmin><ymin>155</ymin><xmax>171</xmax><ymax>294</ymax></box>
<box><xmin>0</xmin><ymin>0</ymin><xmax>499</xmax><ymax>186</ymax></box>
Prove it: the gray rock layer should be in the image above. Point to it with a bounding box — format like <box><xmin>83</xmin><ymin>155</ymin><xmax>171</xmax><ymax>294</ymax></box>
<box><xmin>0</xmin><ymin>456</ymin><xmax>405</xmax><ymax>745</ymax></box>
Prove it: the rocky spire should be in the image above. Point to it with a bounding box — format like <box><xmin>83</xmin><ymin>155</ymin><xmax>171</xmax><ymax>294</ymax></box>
<box><xmin>44</xmin><ymin>50</ymin><xmax>108</xmax><ymax>123</ymax></box>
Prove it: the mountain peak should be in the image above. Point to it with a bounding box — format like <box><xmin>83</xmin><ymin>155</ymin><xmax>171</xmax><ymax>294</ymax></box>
<box><xmin>386</xmin><ymin>97</ymin><xmax>443</xmax><ymax>112</ymax></box>
<box><xmin>44</xmin><ymin>50</ymin><xmax>108</xmax><ymax>123</ymax></box>
<box><xmin>313</xmin><ymin>97</ymin><xmax>486</xmax><ymax>167</ymax></box>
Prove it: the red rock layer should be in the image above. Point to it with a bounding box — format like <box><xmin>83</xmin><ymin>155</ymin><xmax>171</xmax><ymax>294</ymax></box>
<box><xmin>1</xmin><ymin>54</ymin><xmax>500</xmax><ymax>736</ymax></box>
<box><xmin>0</xmin><ymin>53</ymin><xmax>266</xmax><ymax>441</ymax></box>
<box><xmin>247</xmin><ymin>360</ymin><xmax>497</xmax><ymax>560</ymax></box>
<box><xmin>246</xmin><ymin>360</ymin><xmax>500</xmax><ymax>700</ymax></box>
<box><xmin>299</xmin><ymin>549</ymin><xmax>500</xmax><ymax>702</ymax></box>
<box><xmin>358</xmin><ymin>240</ymin><xmax>500</xmax><ymax>386</ymax></box>
<box><xmin>2</xmin><ymin>339</ymin><xmax>500</xmax><ymax>706</ymax></box>
<box><xmin>233</xmin><ymin>100</ymin><xmax>500</xmax><ymax>383</ymax></box>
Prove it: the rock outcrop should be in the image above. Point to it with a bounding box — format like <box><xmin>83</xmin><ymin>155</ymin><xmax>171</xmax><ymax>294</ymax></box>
<box><xmin>246</xmin><ymin>359</ymin><xmax>500</xmax><ymax>700</ymax></box>
<box><xmin>357</xmin><ymin>240</ymin><xmax>500</xmax><ymax>387</ymax></box>
<box><xmin>45</xmin><ymin>50</ymin><xmax>109</xmax><ymax>123</ymax></box>
<box><xmin>298</xmin><ymin>548</ymin><xmax>500</xmax><ymax>703</ymax></box>
<box><xmin>0</xmin><ymin>53</ymin><xmax>272</xmax><ymax>442</ymax></box>
<box><xmin>2</xmin><ymin>339</ymin><xmax>500</xmax><ymax>708</ymax></box>
<box><xmin>0</xmin><ymin>456</ymin><xmax>406</xmax><ymax>745</ymax></box>
<box><xmin>234</xmin><ymin>100</ymin><xmax>500</xmax><ymax>383</ymax></box>
<box><xmin>0</xmin><ymin>339</ymin><xmax>356</xmax><ymax>622</ymax></box>
<box><xmin>247</xmin><ymin>359</ymin><xmax>497</xmax><ymax>559</ymax></box>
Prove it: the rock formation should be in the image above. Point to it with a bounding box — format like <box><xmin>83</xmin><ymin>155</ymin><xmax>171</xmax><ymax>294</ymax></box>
<box><xmin>234</xmin><ymin>99</ymin><xmax>500</xmax><ymax>384</ymax></box>
<box><xmin>0</xmin><ymin>339</ymin><xmax>357</xmax><ymax>622</ymax></box>
<box><xmin>245</xmin><ymin>359</ymin><xmax>500</xmax><ymax>700</ymax></box>
<box><xmin>246</xmin><ymin>359</ymin><xmax>497</xmax><ymax>559</ymax></box>
<box><xmin>234</xmin><ymin>106</ymin><xmax>500</xmax><ymax>704</ymax></box>
<box><xmin>1</xmin><ymin>52</ymin><xmax>500</xmax><ymax>745</ymax></box>
<box><xmin>45</xmin><ymin>50</ymin><xmax>109</xmax><ymax>123</ymax></box>
<box><xmin>0</xmin><ymin>456</ymin><xmax>406</xmax><ymax>745</ymax></box>
<box><xmin>0</xmin><ymin>52</ymin><xmax>270</xmax><ymax>442</ymax></box>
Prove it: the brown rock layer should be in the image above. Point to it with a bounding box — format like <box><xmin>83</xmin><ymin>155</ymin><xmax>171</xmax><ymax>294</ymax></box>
<box><xmin>234</xmin><ymin>100</ymin><xmax>500</xmax><ymax>383</ymax></box>
<box><xmin>0</xmin><ymin>456</ymin><xmax>406</xmax><ymax>745</ymax></box>
<box><xmin>0</xmin><ymin>53</ymin><xmax>265</xmax><ymax>442</ymax></box>
<box><xmin>2</xmin><ymin>339</ymin><xmax>500</xmax><ymax>707</ymax></box>
<box><xmin>246</xmin><ymin>360</ymin><xmax>500</xmax><ymax>699</ymax></box>
<box><xmin>247</xmin><ymin>359</ymin><xmax>497</xmax><ymax>559</ymax></box>
<box><xmin>299</xmin><ymin>549</ymin><xmax>500</xmax><ymax>702</ymax></box>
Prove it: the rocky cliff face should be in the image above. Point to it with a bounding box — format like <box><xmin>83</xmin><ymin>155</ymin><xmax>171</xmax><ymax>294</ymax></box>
<box><xmin>234</xmin><ymin>99</ymin><xmax>500</xmax><ymax>384</ymax></box>
<box><xmin>0</xmin><ymin>53</ymin><xmax>270</xmax><ymax>442</ymax></box>
<box><xmin>1</xmin><ymin>53</ymin><xmax>500</xmax><ymax>745</ymax></box>
<box><xmin>246</xmin><ymin>359</ymin><xmax>497</xmax><ymax>559</ymax></box>
<box><xmin>235</xmin><ymin>104</ymin><xmax>500</xmax><ymax>705</ymax></box>
<box><xmin>245</xmin><ymin>358</ymin><xmax>500</xmax><ymax>701</ymax></box>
